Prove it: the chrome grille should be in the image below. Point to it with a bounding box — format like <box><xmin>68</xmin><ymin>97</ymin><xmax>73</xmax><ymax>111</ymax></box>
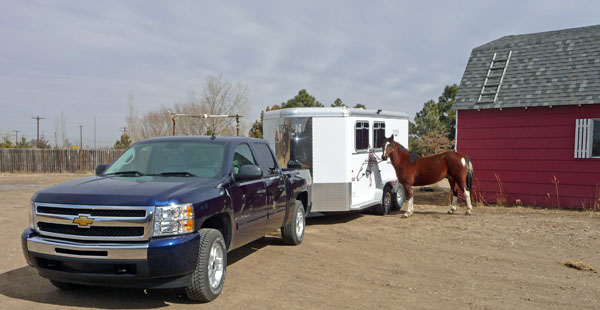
<box><xmin>37</xmin><ymin>206</ymin><xmax>146</xmax><ymax>217</ymax></box>
<box><xmin>33</xmin><ymin>203</ymin><xmax>155</xmax><ymax>241</ymax></box>
<box><xmin>38</xmin><ymin>222</ymin><xmax>145</xmax><ymax>237</ymax></box>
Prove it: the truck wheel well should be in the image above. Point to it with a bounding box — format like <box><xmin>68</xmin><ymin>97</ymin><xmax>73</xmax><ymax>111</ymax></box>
<box><xmin>296</xmin><ymin>192</ymin><xmax>308</xmax><ymax>214</ymax></box>
<box><xmin>201</xmin><ymin>213</ymin><xmax>232</xmax><ymax>249</ymax></box>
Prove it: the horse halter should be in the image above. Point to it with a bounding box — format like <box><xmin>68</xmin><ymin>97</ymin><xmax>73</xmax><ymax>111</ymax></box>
<box><xmin>381</xmin><ymin>141</ymin><xmax>394</xmax><ymax>160</ymax></box>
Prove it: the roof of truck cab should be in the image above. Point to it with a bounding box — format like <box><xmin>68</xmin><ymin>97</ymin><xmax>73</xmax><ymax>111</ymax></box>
<box><xmin>137</xmin><ymin>136</ymin><xmax>265</xmax><ymax>144</ymax></box>
<box><xmin>263</xmin><ymin>107</ymin><xmax>409</xmax><ymax>120</ymax></box>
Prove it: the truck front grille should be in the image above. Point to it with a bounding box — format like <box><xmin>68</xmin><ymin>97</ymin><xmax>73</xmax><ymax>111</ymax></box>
<box><xmin>33</xmin><ymin>203</ymin><xmax>155</xmax><ymax>241</ymax></box>
<box><xmin>38</xmin><ymin>222</ymin><xmax>145</xmax><ymax>237</ymax></box>
<box><xmin>37</xmin><ymin>206</ymin><xmax>146</xmax><ymax>218</ymax></box>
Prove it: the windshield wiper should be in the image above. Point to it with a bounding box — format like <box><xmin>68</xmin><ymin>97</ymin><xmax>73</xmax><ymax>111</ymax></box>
<box><xmin>154</xmin><ymin>171</ymin><xmax>197</xmax><ymax>177</ymax></box>
<box><xmin>104</xmin><ymin>171</ymin><xmax>146</xmax><ymax>177</ymax></box>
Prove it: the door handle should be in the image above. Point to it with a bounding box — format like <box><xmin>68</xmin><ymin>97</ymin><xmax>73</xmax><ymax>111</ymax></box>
<box><xmin>256</xmin><ymin>189</ymin><xmax>267</xmax><ymax>195</ymax></box>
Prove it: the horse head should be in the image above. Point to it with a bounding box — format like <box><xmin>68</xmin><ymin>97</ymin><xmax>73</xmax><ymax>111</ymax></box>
<box><xmin>381</xmin><ymin>134</ymin><xmax>395</xmax><ymax>160</ymax></box>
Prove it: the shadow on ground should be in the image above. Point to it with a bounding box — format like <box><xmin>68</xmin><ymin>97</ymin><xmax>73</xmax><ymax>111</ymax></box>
<box><xmin>0</xmin><ymin>236</ymin><xmax>285</xmax><ymax>309</ymax></box>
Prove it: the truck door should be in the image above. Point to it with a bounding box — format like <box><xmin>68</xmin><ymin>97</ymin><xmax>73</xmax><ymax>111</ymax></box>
<box><xmin>252</xmin><ymin>142</ymin><xmax>287</xmax><ymax>232</ymax></box>
<box><xmin>229</xmin><ymin>143</ymin><xmax>268</xmax><ymax>245</ymax></box>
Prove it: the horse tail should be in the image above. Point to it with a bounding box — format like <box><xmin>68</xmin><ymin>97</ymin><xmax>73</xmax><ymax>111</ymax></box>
<box><xmin>466</xmin><ymin>156</ymin><xmax>473</xmax><ymax>192</ymax></box>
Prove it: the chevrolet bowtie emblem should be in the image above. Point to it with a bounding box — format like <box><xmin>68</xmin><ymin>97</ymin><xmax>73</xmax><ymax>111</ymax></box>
<box><xmin>73</xmin><ymin>215</ymin><xmax>94</xmax><ymax>227</ymax></box>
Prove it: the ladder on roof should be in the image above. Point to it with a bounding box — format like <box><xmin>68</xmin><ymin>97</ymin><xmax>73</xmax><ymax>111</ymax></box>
<box><xmin>477</xmin><ymin>50</ymin><xmax>512</xmax><ymax>104</ymax></box>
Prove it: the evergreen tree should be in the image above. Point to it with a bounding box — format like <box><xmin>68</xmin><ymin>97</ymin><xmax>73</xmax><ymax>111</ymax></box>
<box><xmin>281</xmin><ymin>89</ymin><xmax>323</xmax><ymax>108</ymax></box>
<box><xmin>409</xmin><ymin>84</ymin><xmax>458</xmax><ymax>155</ymax></box>
<box><xmin>114</xmin><ymin>134</ymin><xmax>132</xmax><ymax>149</ymax></box>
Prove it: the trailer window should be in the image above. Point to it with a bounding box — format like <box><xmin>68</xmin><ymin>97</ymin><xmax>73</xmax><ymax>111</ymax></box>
<box><xmin>355</xmin><ymin>121</ymin><xmax>369</xmax><ymax>151</ymax></box>
<box><xmin>373</xmin><ymin>122</ymin><xmax>386</xmax><ymax>149</ymax></box>
<box><xmin>253</xmin><ymin>143</ymin><xmax>279</xmax><ymax>176</ymax></box>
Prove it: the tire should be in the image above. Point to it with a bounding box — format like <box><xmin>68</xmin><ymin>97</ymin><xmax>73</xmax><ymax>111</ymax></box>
<box><xmin>185</xmin><ymin>229</ymin><xmax>227</xmax><ymax>302</ymax></box>
<box><xmin>391</xmin><ymin>186</ymin><xmax>405</xmax><ymax>211</ymax></box>
<box><xmin>281</xmin><ymin>200</ymin><xmax>305</xmax><ymax>245</ymax></box>
<box><xmin>375</xmin><ymin>186</ymin><xmax>393</xmax><ymax>215</ymax></box>
<box><xmin>50</xmin><ymin>280</ymin><xmax>79</xmax><ymax>290</ymax></box>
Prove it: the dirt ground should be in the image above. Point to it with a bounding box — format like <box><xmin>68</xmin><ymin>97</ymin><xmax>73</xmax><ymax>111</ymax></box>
<box><xmin>0</xmin><ymin>174</ymin><xmax>598</xmax><ymax>310</ymax></box>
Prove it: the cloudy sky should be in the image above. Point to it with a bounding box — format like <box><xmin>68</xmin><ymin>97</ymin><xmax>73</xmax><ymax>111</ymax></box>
<box><xmin>1</xmin><ymin>1</ymin><xmax>599</xmax><ymax>147</ymax></box>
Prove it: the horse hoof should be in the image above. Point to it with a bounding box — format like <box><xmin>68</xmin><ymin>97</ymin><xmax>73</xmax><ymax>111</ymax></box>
<box><xmin>465</xmin><ymin>210</ymin><xmax>472</xmax><ymax>216</ymax></box>
<box><xmin>447</xmin><ymin>210</ymin><xmax>454</xmax><ymax>214</ymax></box>
<box><xmin>402</xmin><ymin>213</ymin><xmax>411</xmax><ymax>218</ymax></box>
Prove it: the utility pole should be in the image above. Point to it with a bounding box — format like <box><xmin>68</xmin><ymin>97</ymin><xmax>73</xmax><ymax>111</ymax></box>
<box><xmin>94</xmin><ymin>117</ymin><xmax>97</xmax><ymax>150</ymax></box>
<box><xmin>32</xmin><ymin>116</ymin><xmax>45</xmax><ymax>148</ymax></box>
<box><xmin>120</xmin><ymin>126</ymin><xmax>127</xmax><ymax>135</ymax></box>
<box><xmin>79</xmin><ymin>125</ymin><xmax>83</xmax><ymax>149</ymax></box>
<box><xmin>54</xmin><ymin>131</ymin><xmax>58</xmax><ymax>149</ymax></box>
<box><xmin>12</xmin><ymin>130</ymin><xmax>20</xmax><ymax>145</ymax></box>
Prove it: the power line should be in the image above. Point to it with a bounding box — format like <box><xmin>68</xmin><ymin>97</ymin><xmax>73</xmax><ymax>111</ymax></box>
<box><xmin>12</xmin><ymin>130</ymin><xmax>20</xmax><ymax>145</ymax></box>
<box><xmin>32</xmin><ymin>116</ymin><xmax>45</xmax><ymax>148</ymax></box>
<box><xmin>79</xmin><ymin>125</ymin><xmax>83</xmax><ymax>149</ymax></box>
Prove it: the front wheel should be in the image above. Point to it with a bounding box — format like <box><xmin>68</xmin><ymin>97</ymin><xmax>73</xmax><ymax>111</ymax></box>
<box><xmin>281</xmin><ymin>200</ymin><xmax>305</xmax><ymax>245</ymax></box>
<box><xmin>375</xmin><ymin>187</ymin><xmax>393</xmax><ymax>215</ymax></box>
<box><xmin>185</xmin><ymin>229</ymin><xmax>227</xmax><ymax>302</ymax></box>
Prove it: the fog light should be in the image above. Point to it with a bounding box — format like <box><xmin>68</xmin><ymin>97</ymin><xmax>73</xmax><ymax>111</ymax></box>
<box><xmin>153</xmin><ymin>204</ymin><xmax>194</xmax><ymax>237</ymax></box>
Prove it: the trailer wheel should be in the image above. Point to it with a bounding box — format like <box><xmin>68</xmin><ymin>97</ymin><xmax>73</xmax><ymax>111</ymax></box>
<box><xmin>392</xmin><ymin>186</ymin><xmax>405</xmax><ymax>211</ymax></box>
<box><xmin>50</xmin><ymin>280</ymin><xmax>79</xmax><ymax>290</ymax></box>
<box><xmin>375</xmin><ymin>187</ymin><xmax>393</xmax><ymax>215</ymax></box>
<box><xmin>281</xmin><ymin>200</ymin><xmax>305</xmax><ymax>245</ymax></box>
<box><xmin>185</xmin><ymin>229</ymin><xmax>227</xmax><ymax>302</ymax></box>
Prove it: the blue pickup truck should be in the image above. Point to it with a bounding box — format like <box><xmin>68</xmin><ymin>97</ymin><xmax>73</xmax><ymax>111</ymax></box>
<box><xmin>21</xmin><ymin>136</ymin><xmax>312</xmax><ymax>302</ymax></box>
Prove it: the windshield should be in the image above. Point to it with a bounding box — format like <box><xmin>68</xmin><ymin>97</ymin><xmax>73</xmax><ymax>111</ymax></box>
<box><xmin>103</xmin><ymin>141</ymin><xmax>226</xmax><ymax>178</ymax></box>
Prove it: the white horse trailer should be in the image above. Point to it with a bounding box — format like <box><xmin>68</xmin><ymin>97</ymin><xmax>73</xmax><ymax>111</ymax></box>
<box><xmin>263</xmin><ymin>107</ymin><xmax>409</xmax><ymax>214</ymax></box>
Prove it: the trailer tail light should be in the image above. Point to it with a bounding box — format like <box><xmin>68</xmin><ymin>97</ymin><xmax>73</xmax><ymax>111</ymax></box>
<box><xmin>153</xmin><ymin>204</ymin><xmax>195</xmax><ymax>237</ymax></box>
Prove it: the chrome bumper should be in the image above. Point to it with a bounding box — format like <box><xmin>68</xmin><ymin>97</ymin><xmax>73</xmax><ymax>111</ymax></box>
<box><xmin>27</xmin><ymin>236</ymin><xmax>148</xmax><ymax>260</ymax></box>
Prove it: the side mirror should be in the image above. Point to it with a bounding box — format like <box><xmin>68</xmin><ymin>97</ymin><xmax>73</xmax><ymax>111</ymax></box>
<box><xmin>234</xmin><ymin>165</ymin><xmax>263</xmax><ymax>181</ymax></box>
<box><xmin>96</xmin><ymin>164</ymin><xmax>109</xmax><ymax>176</ymax></box>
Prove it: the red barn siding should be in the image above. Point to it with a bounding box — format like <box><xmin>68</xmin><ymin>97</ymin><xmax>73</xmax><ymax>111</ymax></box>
<box><xmin>457</xmin><ymin>104</ymin><xmax>600</xmax><ymax>209</ymax></box>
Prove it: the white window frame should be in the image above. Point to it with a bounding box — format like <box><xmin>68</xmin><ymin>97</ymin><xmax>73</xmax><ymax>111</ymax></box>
<box><xmin>575</xmin><ymin>119</ymin><xmax>599</xmax><ymax>159</ymax></box>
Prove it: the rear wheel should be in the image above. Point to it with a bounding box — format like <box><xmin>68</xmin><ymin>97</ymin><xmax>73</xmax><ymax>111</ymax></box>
<box><xmin>281</xmin><ymin>200</ymin><xmax>305</xmax><ymax>245</ymax></box>
<box><xmin>375</xmin><ymin>187</ymin><xmax>393</xmax><ymax>215</ymax></box>
<box><xmin>185</xmin><ymin>229</ymin><xmax>227</xmax><ymax>302</ymax></box>
<box><xmin>392</xmin><ymin>186</ymin><xmax>406</xmax><ymax>211</ymax></box>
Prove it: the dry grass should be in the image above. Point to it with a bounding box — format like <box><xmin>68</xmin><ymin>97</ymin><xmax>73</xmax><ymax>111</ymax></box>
<box><xmin>563</xmin><ymin>261</ymin><xmax>595</xmax><ymax>271</ymax></box>
<box><xmin>494</xmin><ymin>173</ymin><xmax>507</xmax><ymax>206</ymax></box>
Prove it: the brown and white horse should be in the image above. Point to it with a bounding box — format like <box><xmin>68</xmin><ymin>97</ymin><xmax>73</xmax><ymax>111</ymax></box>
<box><xmin>381</xmin><ymin>135</ymin><xmax>474</xmax><ymax>217</ymax></box>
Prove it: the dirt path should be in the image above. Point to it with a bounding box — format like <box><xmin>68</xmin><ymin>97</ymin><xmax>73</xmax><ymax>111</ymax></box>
<box><xmin>0</xmin><ymin>174</ymin><xmax>598</xmax><ymax>309</ymax></box>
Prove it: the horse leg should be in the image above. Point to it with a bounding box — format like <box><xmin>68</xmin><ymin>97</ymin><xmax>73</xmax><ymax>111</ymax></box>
<box><xmin>402</xmin><ymin>185</ymin><xmax>414</xmax><ymax>218</ymax></box>
<box><xmin>464</xmin><ymin>189</ymin><xmax>473</xmax><ymax>215</ymax></box>
<box><xmin>447</xmin><ymin>178</ymin><xmax>459</xmax><ymax>214</ymax></box>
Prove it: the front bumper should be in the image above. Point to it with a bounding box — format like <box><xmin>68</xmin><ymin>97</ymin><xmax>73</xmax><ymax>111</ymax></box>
<box><xmin>21</xmin><ymin>228</ymin><xmax>200</xmax><ymax>288</ymax></box>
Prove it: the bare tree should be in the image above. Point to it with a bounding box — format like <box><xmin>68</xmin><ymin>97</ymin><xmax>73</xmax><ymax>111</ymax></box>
<box><xmin>126</xmin><ymin>74</ymin><xmax>250</xmax><ymax>140</ymax></box>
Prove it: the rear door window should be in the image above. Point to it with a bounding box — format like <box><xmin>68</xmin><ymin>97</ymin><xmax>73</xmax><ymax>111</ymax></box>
<box><xmin>253</xmin><ymin>143</ymin><xmax>279</xmax><ymax>176</ymax></box>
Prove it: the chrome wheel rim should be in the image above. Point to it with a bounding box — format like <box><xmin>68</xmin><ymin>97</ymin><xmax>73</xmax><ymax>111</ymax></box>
<box><xmin>208</xmin><ymin>241</ymin><xmax>224</xmax><ymax>290</ymax></box>
<box><xmin>384</xmin><ymin>192</ymin><xmax>392</xmax><ymax>210</ymax></box>
<box><xmin>395</xmin><ymin>189</ymin><xmax>404</xmax><ymax>206</ymax></box>
<box><xmin>295</xmin><ymin>208</ymin><xmax>304</xmax><ymax>237</ymax></box>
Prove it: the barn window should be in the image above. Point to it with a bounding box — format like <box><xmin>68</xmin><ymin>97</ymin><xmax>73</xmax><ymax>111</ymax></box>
<box><xmin>355</xmin><ymin>121</ymin><xmax>369</xmax><ymax>152</ymax></box>
<box><xmin>574</xmin><ymin>119</ymin><xmax>600</xmax><ymax>158</ymax></box>
<box><xmin>373</xmin><ymin>122</ymin><xmax>386</xmax><ymax>149</ymax></box>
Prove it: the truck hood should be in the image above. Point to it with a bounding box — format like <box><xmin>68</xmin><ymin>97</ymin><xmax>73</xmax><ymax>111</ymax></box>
<box><xmin>32</xmin><ymin>176</ymin><xmax>222</xmax><ymax>206</ymax></box>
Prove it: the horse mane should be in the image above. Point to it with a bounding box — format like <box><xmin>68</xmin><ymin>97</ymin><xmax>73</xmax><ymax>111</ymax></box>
<box><xmin>394</xmin><ymin>141</ymin><xmax>420</xmax><ymax>164</ymax></box>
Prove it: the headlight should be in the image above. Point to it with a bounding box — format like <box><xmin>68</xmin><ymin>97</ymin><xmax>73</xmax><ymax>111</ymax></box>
<box><xmin>153</xmin><ymin>203</ymin><xmax>195</xmax><ymax>237</ymax></box>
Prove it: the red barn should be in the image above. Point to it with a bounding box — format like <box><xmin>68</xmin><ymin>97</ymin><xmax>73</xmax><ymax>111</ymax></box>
<box><xmin>454</xmin><ymin>25</ymin><xmax>600</xmax><ymax>209</ymax></box>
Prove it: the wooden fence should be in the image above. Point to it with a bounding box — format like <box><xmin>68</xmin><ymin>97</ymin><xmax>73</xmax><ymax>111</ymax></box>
<box><xmin>0</xmin><ymin>149</ymin><xmax>124</xmax><ymax>173</ymax></box>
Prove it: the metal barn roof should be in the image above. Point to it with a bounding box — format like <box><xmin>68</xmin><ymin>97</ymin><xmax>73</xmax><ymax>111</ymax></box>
<box><xmin>454</xmin><ymin>25</ymin><xmax>600</xmax><ymax>110</ymax></box>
